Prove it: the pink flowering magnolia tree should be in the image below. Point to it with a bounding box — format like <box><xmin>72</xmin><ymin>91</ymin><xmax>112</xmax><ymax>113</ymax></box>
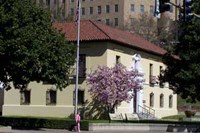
<box><xmin>86</xmin><ymin>63</ymin><xmax>141</xmax><ymax>113</ymax></box>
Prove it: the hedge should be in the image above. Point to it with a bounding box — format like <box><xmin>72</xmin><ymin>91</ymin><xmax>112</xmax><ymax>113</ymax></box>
<box><xmin>1</xmin><ymin>116</ymin><xmax>200</xmax><ymax>131</ymax></box>
<box><xmin>0</xmin><ymin>117</ymin><xmax>89</xmax><ymax>130</ymax></box>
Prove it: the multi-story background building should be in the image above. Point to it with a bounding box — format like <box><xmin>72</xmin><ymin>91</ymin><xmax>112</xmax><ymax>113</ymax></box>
<box><xmin>34</xmin><ymin>0</ymin><xmax>182</xmax><ymax>28</ymax></box>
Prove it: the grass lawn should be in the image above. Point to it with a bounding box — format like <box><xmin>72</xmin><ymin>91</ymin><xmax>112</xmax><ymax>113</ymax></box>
<box><xmin>162</xmin><ymin>114</ymin><xmax>200</xmax><ymax>121</ymax></box>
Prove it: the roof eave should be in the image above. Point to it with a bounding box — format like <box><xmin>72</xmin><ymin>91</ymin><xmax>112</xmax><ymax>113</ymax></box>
<box><xmin>69</xmin><ymin>39</ymin><xmax>165</xmax><ymax>56</ymax></box>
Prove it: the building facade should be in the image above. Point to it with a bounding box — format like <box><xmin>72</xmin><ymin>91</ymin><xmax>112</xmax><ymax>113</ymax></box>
<box><xmin>2</xmin><ymin>20</ymin><xmax>177</xmax><ymax>119</ymax></box>
<box><xmin>34</xmin><ymin>0</ymin><xmax>182</xmax><ymax>28</ymax></box>
<box><xmin>0</xmin><ymin>89</ymin><xmax>3</xmax><ymax>115</ymax></box>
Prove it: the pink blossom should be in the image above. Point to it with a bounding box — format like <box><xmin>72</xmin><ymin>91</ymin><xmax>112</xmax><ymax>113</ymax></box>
<box><xmin>86</xmin><ymin>63</ymin><xmax>144</xmax><ymax>111</ymax></box>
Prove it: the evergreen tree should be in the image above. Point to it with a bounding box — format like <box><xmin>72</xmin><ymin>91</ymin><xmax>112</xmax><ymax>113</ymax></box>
<box><xmin>0</xmin><ymin>0</ymin><xmax>75</xmax><ymax>90</ymax></box>
<box><xmin>161</xmin><ymin>1</ymin><xmax>200</xmax><ymax>102</ymax></box>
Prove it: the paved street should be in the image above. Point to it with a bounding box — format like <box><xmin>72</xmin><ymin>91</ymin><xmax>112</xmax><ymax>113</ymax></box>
<box><xmin>0</xmin><ymin>128</ymin><xmax>170</xmax><ymax>133</ymax></box>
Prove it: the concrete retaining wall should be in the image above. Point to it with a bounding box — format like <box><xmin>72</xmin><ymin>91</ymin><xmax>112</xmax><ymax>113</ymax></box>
<box><xmin>89</xmin><ymin>123</ymin><xmax>200</xmax><ymax>132</ymax></box>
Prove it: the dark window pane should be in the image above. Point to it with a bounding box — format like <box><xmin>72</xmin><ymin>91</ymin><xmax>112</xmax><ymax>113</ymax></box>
<box><xmin>78</xmin><ymin>90</ymin><xmax>84</xmax><ymax>105</ymax></box>
<box><xmin>79</xmin><ymin>54</ymin><xmax>86</xmax><ymax>77</ymax></box>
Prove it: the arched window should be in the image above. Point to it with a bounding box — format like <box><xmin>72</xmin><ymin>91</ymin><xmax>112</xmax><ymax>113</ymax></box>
<box><xmin>169</xmin><ymin>95</ymin><xmax>173</xmax><ymax>108</ymax></box>
<box><xmin>150</xmin><ymin>93</ymin><xmax>154</xmax><ymax>107</ymax></box>
<box><xmin>160</xmin><ymin>94</ymin><xmax>164</xmax><ymax>108</ymax></box>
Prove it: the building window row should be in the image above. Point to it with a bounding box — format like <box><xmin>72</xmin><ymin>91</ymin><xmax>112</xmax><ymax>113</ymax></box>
<box><xmin>130</xmin><ymin>4</ymin><xmax>157</xmax><ymax>15</ymax></box>
<box><xmin>72</xmin><ymin>4</ymin><xmax>119</xmax><ymax>16</ymax></box>
<box><xmin>131</xmin><ymin>4</ymin><xmax>146</xmax><ymax>13</ymax></box>
<box><xmin>149</xmin><ymin>93</ymin><xmax>173</xmax><ymax>108</ymax></box>
<box><xmin>103</xmin><ymin>18</ymin><xmax>118</xmax><ymax>26</ymax></box>
<box><xmin>20</xmin><ymin>89</ymin><xmax>85</xmax><ymax>105</ymax></box>
<box><xmin>130</xmin><ymin>4</ymin><xmax>173</xmax><ymax>14</ymax></box>
<box><xmin>38</xmin><ymin>0</ymin><xmax>65</xmax><ymax>7</ymax></box>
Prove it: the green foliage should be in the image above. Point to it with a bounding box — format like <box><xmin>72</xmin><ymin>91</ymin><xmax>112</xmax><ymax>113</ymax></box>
<box><xmin>177</xmin><ymin>95</ymin><xmax>200</xmax><ymax>106</ymax></box>
<box><xmin>161</xmin><ymin>1</ymin><xmax>200</xmax><ymax>102</ymax></box>
<box><xmin>126</xmin><ymin>12</ymin><xmax>177</xmax><ymax>50</ymax></box>
<box><xmin>0</xmin><ymin>0</ymin><xmax>75</xmax><ymax>90</ymax></box>
<box><xmin>0</xmin><ymin>116</ymin><xmax>89</xmax><ymax>130</ymax></box>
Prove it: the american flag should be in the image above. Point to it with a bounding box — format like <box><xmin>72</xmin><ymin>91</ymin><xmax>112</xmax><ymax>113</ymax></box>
<box><xmin>75</xmin><ymin>0</ymin><xmax>80</xmax><ymax>22</ymax></box>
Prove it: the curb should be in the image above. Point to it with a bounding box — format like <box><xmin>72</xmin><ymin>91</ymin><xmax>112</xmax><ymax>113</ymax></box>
<box><xmin>0</xmin><ymin>126</ymin><xmax>12</xmax><ymax>132</ymax></box>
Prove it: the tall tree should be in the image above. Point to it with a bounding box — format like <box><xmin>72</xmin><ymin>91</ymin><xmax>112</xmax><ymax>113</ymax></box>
<box><xmin>127</xmin><ymin>13</ymin><xmax>158</xmax><ymax>43</ymax></box>
<box><xmin>0</xmin><ymin>0</ymin><xmax>75</xmax><ymax>90</ymax></box>
<box><xmin>125</xmin><ymin>12</ymin><xmax>177</xmax><ymax>50</ymax></box>
<box><xmin>86</xmin><ymin>63</ymin><xmax>143</xmax><ymax>113</ymax></box>
<box><xmin>161</xmin><ymin>1</ymin><xmax>200</xmax><ymax>102</ymax></box>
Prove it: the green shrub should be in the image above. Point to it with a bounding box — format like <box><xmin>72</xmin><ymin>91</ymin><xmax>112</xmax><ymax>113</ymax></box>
<box><xmin>184</xmin><ymin>110</ymin><xmax>196</xmax><ymax>118</ymax></box>
<box><xmin>0</xmin><ymin>117</ymin><xmax>89</xmax><ymax>130</ymax></box>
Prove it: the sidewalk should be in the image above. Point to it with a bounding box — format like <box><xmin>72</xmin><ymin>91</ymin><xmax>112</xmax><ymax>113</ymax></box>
<box><xmin>0</xmin><ymin>127</ymin><xmax>169</xmax><ymax>133</ymax></box>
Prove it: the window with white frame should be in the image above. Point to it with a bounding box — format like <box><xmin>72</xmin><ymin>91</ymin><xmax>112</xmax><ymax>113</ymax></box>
<box><xmin>140</xmin><ymin>5</ymin><xmax>144</xmax><ymax>13</ymax></box>
<box><xmin>114</xmin><ymin>18</ymin><xmax>118</xmax><ymax>26</ymax></box>
<box><xmin>169</xmin><ymin>95</ymin><xmax>173</xmax><ymax>108</ymax></box>
<box><xmin>90</xmin><ymin>7</ymin><xmax>93</xmax><ymax>14</ymax></box>
<box><xmin>115</xmin><ymin>4</ymin><xmax>119</xmax><ymax>12</ymax></box>
<box><xmin>131</xmin><ymin>4</ymin><xmax>135</xmax><ymax>12</ymax></box>
<box><xmin>98</xmin><ymin>6</ymin><xmax>101</xmax><ymax>14</ymax></box>
<box><xmin>160</xmin><ymin>94</ymin><xmax>164</xmax><ymax>108</ymax></box>
<box><xmin>106</xmin><ymin>5</ymin><xmax>110</xmax><ymax>13</ymax></box>
<box><xmin>150</xmin><ymin>93</ymin><xmax>154</xmax><ymax>107</ymax></box>
<box><xmin>106</xmin><ymin>19</ymin><xmax>110</xmax><ymax>25</ymax></box>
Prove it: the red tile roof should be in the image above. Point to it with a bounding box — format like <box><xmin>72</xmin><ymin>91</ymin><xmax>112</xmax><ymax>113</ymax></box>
<box><xmin>53</xmin><ymin>20</ymin><xmax>166</xmax><ymax>55</ymax></box>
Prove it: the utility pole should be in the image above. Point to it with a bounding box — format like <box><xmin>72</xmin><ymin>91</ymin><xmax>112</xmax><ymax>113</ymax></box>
<box><xmin>74</xmin><ymin>0</ymin><xmax>81</xmax><ymax>117</ymax></box>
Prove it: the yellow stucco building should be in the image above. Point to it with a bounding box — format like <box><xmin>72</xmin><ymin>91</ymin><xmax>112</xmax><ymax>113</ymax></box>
<box><xmin>0</xmin><ymin>89</ymin><xmax>3</xmax><ymax>115</ymax></box>
<box><xmin>2</xmin><ymin>20</ymin><xmax>177</xmax><ymax>119</ymax></box>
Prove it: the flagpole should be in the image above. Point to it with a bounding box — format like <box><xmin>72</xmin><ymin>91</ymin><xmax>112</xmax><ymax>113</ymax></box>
<box><xmin>75</xmin><ymin>0</ymin><xmax>81</xmax><ymax>117</ymax></box>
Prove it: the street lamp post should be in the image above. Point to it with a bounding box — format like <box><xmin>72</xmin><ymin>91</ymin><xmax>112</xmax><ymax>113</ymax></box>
<box><xmin>74</xmin><ymin>0</ymin><xmax>81</xmax><ymax>117</ymax></box>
